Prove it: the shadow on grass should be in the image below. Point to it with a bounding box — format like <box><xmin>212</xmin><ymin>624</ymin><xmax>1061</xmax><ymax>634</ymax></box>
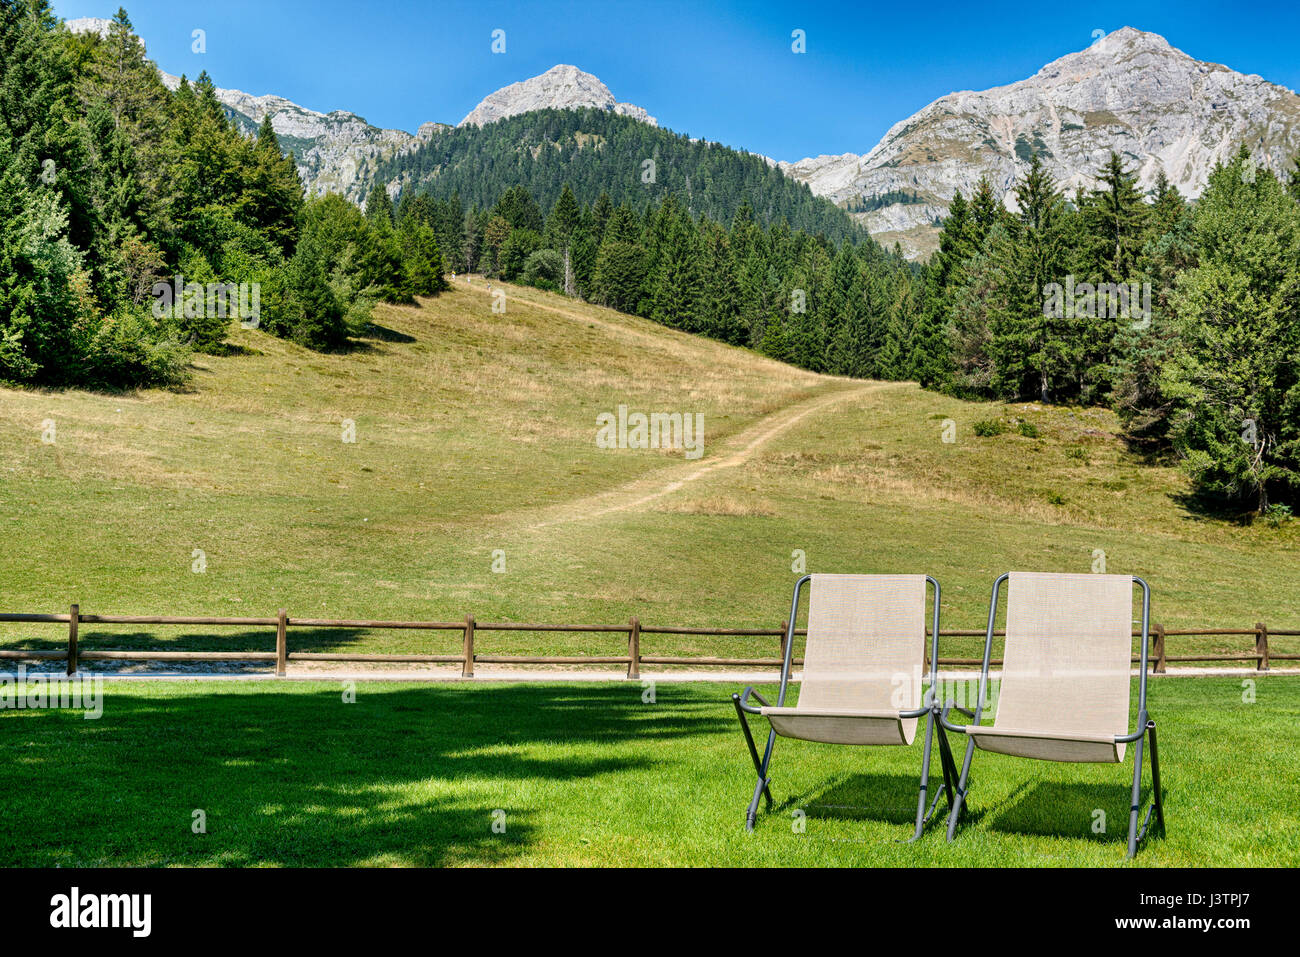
<box><xmin>1168</xmin><ymin>488</ymin><xmax>1266</xmax><ymax>527</ymax></box>
<box><xmin>1</xmin><ymin>627</ymin><xmax>451</xmax><ymax>656</ymax></box>
<box><xmin>983</xmin><ymin>779</ymin><xmax>1157</xmax><ymax>846</ymax></box>
<box><xmin>791</xmin><ymin>772</ymin><xmax>927</xmax><ymax>827</ymax></box>
<box><xmin>0</xmin><ymin>684</ymin><xmax>726</xmax><ymax>867</ymax></box>
<box><xmin>362</xmin><ymin>322</ymin><xmax>417</xmax><ymax>343</ymax></box>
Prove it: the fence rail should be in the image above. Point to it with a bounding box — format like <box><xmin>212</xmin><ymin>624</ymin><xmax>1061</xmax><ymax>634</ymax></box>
<box><xmin>0</xmin><ymin>605</ymin><xmax>1296</xmax><ymax>677</ymax></box>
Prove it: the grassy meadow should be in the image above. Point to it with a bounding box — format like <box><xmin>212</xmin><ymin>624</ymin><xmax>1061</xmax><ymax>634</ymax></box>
<box><xmin>1</xmin><ymin>277</ymin><xmax>1298</xmax><ymax>670</ymax></box>
<box><xmin>2</xmin><ymin>278</ymin><xmax>1298</xmax><ymax>870</ymax></box>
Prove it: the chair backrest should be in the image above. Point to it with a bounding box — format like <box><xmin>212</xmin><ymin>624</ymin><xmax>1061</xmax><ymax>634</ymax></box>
<box><xmin>994</xmin><ymin>572</ymin><xmax>1135</xmax><ymax>736</ymax></box>
<box><xmin>798</xmin><ymin>574</ymin><xmax>928</xmax><ymax>712</ymax></box>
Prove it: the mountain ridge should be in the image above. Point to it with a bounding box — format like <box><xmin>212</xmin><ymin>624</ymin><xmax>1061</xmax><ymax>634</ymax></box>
<box><xmin>781</xmin><ymin>26</ymin><xmax>1300</xmax><ymax>257</ymax></box>
<box><xmin>66</xmin><ymin>18</ymin><xmax>1300</xmax><ymax>258</ymax></box>
<box><xmin>458</xmin><ymin>64</ymin><xmax>656</xmax><ymax>128</ymax></box>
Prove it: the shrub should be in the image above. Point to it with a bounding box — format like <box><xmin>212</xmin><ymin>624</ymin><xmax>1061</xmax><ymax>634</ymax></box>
<box><xmin>973</xmin><ymin>419</ymin><xmax>1004</xmax><ymax>437</ymax></box>
<box><xmin>523</xmin><ymin>248</ymin><xmax>565</xmax><ymax>291</ymax></box>
<box><xmin>499</xmin><ymin>228</ymin><xmax>542</xmax><ymax>281</ymax></box>
<box><xmin>1263</xmin><ymin>503</ymin><xmax>1293</xmax><ymax>528</ymax></box>
<box><xmin>1018</xmin><ymin>421</ymin><xmax>1040</xmax><ymax>438</ymax></box>
<box><xmin>80</xmin><ymin>308</ymin><xmax>191</xmax><ymax>389</ymax></box>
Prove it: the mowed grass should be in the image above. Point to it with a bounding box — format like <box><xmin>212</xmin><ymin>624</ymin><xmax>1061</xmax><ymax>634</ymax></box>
<box><xmin>0</xmin><ymin>278</ymin><xmax>1297</xmax><ymax>667</ymax></box>
<box><xmin>0</xmin><ymin>677</ymin><xmax>1295</xmax><ymax>867</ymax></box>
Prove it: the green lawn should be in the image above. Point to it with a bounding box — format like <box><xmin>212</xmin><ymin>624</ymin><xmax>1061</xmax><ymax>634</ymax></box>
<box><xmin>1</xmin><ymin>676</ymin><xmax>1295</xmax><ymax>867</ymax></box>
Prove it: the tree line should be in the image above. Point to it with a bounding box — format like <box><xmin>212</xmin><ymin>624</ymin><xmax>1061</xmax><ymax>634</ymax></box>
<box><xmin>416</xmin><ymin>140</ymin><xmax>1300</xmax><ymax>516</ymax></box>
<box><xmin>911</xmin><ymin>148</ymin><xmax>1300</xmax><ymax>515</ymax></box>
<box><xmin>374</xmin><ymin>106</ymin><xmax>865</xmax><ymax>245</ymax></box>
<box><xmin>404</xmin><ymin>182</ymin><xmax>918</xmax><ymax>378</ymax></box>
<box><xmin>6</xmin><ymin>1</ymin><xmax>1296</xmax><ymax>515</ymax></box>
<box><xmin>0</xmin><ymin>3</ymin><xmax>449</xmax><ymax>388</ymax></box>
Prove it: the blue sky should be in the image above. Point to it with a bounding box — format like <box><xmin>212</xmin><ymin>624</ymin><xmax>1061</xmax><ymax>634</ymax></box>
<box><xmin>52</xmin><ymin>0</ymin><xmax>1300</xmax><ymax>163</ymax></box>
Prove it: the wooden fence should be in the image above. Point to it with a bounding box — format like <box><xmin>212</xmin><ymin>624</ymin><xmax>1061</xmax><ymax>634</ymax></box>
<box><xmin>0</xmin><ymin>606</ymin><xmax>1295</xmax><ymax>677</ymax></box>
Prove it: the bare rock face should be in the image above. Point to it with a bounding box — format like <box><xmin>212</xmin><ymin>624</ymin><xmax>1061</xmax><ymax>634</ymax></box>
<box><xmin>459</xmin><ymin>64</ymin><xmax>656</xmax><ymax>128</ymax></box>
<box><xmin>64</xmin><ymin>16</ymin><xmax>124</xmax><ymax>42</ymax></box>
<box><xmin>153</xmin><ymin>70</ymin><xmax>429</xmax><ymax>202</ymax></box>
<box><xmin>781</xmin><ymin>27</ymin><xmax>1300</xmax><ymax>259</ymax></box>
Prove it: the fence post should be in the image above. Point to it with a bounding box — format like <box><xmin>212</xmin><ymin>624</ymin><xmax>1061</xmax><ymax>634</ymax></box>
<box><xmin>66</xmin><ymin>603</ymin><xmax>79</xmax><ymax>676</ymax></box>
<box><xmin>779</xmin><ymin>620</ymin><xmax>790</xmax><ymax>668</ymax></box>
<box><xmin>1152</xmin><ymin>623</ymin><xmax>1166</xmax><ymax>674</ymax></box>
<box><xmin>275</xmin><ymin>609</ymin><xmax>288</xmax><ymax>676</ymax></box>
<box><xmin>1255</xmin><ymin>622</ymin><xmax>1269</xmax><ymax>672</ymax></box>
<box><xmin>462</xmin><ymin>615</ymin><xmax>475</xmax><ymax>678</ymax></box>
<box><xmin>627</xmin><ymin>617</ymin><xmax>640</xmax><ymax>680</ymax></box>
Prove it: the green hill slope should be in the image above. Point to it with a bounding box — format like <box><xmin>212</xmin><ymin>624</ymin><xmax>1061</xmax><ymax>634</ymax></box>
<box><xmin>0</xmin><ymin>281</ymin><xmax>1296</xmax><ymax>666</ymax></box>
<box><xmin>375</xmin><ymin>108</ymin><xmax>865</xmax><ymax>243</ymax></box>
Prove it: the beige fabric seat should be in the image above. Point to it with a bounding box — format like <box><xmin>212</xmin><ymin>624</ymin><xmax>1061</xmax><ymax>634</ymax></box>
<box><xmin>760</xmin><ymin>573</ymin><xmax>927</xmax><ymax>745</ymax></box>
<box><xmin>957</xmin><ymin>571</ymin><xmax>1135</xmax><ymax>763</ymax></box>
<box><xmin>942</xmin><ymin>571</ymin><xmax>1166</xmax><ymax>857</ymax></box>
<box><xmin>965</xmin><ymin>726</ymin><xmax>1123</xmax><ymax>763</ymax></box>
<box><xmin>762</xmin><ymin>708</ymin><xmax>917</xmax><ymax>746</ymax></box>
<box><xmin>734</xmin><ymin>572</ymin><xmax>954</xmax><ymax>837</ymax></box>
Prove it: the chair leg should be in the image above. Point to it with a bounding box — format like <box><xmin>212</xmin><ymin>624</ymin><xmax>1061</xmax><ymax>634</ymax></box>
<box><xmin>733</xmin><ymin>695</ymin><xmax>774</xmax><ymax>814</ymax></box>
<box><xmin>945</xmin><ymin>738</ymin><xmax>977</xmax><ymax>841</ymax></box>
<box><xmin>744</xmin><ymin>728</ymin><xmax>778</xmax><ymax>832</ymax></box>
<box><xmin>1126</xmin><ymin>729</ymin><xmax>1145</xmax><ymax>859</ymax></box>
<box><xmin>1131</xmin><ymin>718</ymin><xmax>1165</xmax><ymax>853</ymax></box>
<box><xmin>936</xmin><ymin>725</ymin><xmax>956</xmax><ymax>808</ymax></box>
<box><xmin>1147</xmin><ymin>719</ymin><xmax>1164</xmax><ymax>833</ymax></box>
<box><xmin>908</xmin><ymin>711</ymin><xmax>938</xmax><ymax>842</ymax></box>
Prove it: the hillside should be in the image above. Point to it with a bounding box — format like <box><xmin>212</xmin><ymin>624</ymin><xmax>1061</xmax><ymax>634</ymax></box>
<box><xmin>1</xmin><ymin>281</ymin><xmax>1296</xmax><ymax>668</ymax></box>
<box><xmin>376</xmin><ymin>108</ymin><xmax>865</xmax><ymax>242</ymax></box>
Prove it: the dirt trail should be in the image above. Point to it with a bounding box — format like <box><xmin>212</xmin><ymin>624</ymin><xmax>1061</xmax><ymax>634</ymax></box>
<box><xmin>451</xmin><ymin>276</ymin><xmax>887</xmax><ymax>528</ymax></box>
<box><xmin>521</xmin><ymin>381</ymin><xmax>884</xmax><ymax>529</ymax></box>
<box><xmin>457</xmin><ymin>275</ymin><xmax>738</xmax><ymax>352</ymax></box>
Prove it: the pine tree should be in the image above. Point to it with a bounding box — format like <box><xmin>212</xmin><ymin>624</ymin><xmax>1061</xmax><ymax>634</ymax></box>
<box><xmin>398</xmin><ymin>219</ymin><xmax>447</xmax><ymax>296</ymax></box>
<box><xmin>593</xmin><ymin>236</ymin><xmax>646</xmax><ymax>313</ymax></box>
<box><xmin>1149</xmin><ymin>168</ymin><xmax>1187</xmax><ymax>237</ymax></box>
<box><xmin>648</xmin><ymin>200</ymin><xmax>703</xmax><ymax>330</ymax></box>
<box><xmin>544</xmin><ymin>184</ymin><xmax>582</xmax><ymax>295</ymax></box>
<box><xmin>1162</xmin><ymin>149</ymin><xmax>1300</xmax><ymax>512</ymax></box>
<box><xmin>1078</xmin><ymin>151</ymin><xmax>1148</xmax><ymax>282</ymax></box>
<box><xmin>909</xmin><ymin>192</ymin><xmax>970</xmax><ymax>387</ymax></box>
<box><xmin>492</xmin><ymin>184</ymin><xmax>544</xmax><ymax>232</ymax></box>
<box><xmin>988</xmin><ymin>154</ymin><xmax>1071</xmax><ymax>401</ymax></box>
<box><xmin>877</xmin><ymin>270</ymin><xmax>917</xmax><ymax>380</ymax></box>
<box><xmin>589</xmin><ymin>191</ymin><xmax>613</xmax><ymax>244</ymax></box>
<box><xmin>0</xmin><ymin>0</ymin><xmax>90</xmax><ymax>382</ymax></box>
<box><xmin>698</xmin><ymin>220</ymin><xmax>744</xmax><ymax>344</ymax></box>
<box><xmin>365</xmin><ymin>180</ymin><xmax>394</xmax><ymax>229</ymax></box>
<box><xmin>966</xmin><ymin>176</ymin><xmax>1003</xmax><ymax>250</ymax></box>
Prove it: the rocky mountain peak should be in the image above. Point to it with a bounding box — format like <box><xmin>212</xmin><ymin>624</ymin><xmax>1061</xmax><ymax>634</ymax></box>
<box><xmin>458</xmin><ymin>64</ymin><xmax>657</xmax><ymax>128</ymax></box>
<box><xmin>781</xmin><ymin>26</ymin><xmax>1300</xmax><ymax>259</ymax></box>
<box><xmin>65</xmin><ymin>16</ymin><xmax>144</xmax><ymax>50</ymax></box>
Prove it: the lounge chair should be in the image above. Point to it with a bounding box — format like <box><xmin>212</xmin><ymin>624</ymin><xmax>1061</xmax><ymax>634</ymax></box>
<box><xmin>940</xmin><ymin>571</ymin><xmax>1165</xmax><ymax>857</ymax></box>
<box><xmin>732</xmin><ymin>573</ymin><xmax>955</xmax><ymax>839</ymax></box>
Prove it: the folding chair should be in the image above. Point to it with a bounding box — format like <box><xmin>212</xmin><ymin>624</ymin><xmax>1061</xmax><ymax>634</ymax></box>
<box><xmin>732</xmin><ymin>574</ymin><xmax>956</xmax><ymax>839</ymax></box>
<box><xmin>940</xmin><ymin>572</ymin><xmax>1165</xmax><ymax>858</ymax></box>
